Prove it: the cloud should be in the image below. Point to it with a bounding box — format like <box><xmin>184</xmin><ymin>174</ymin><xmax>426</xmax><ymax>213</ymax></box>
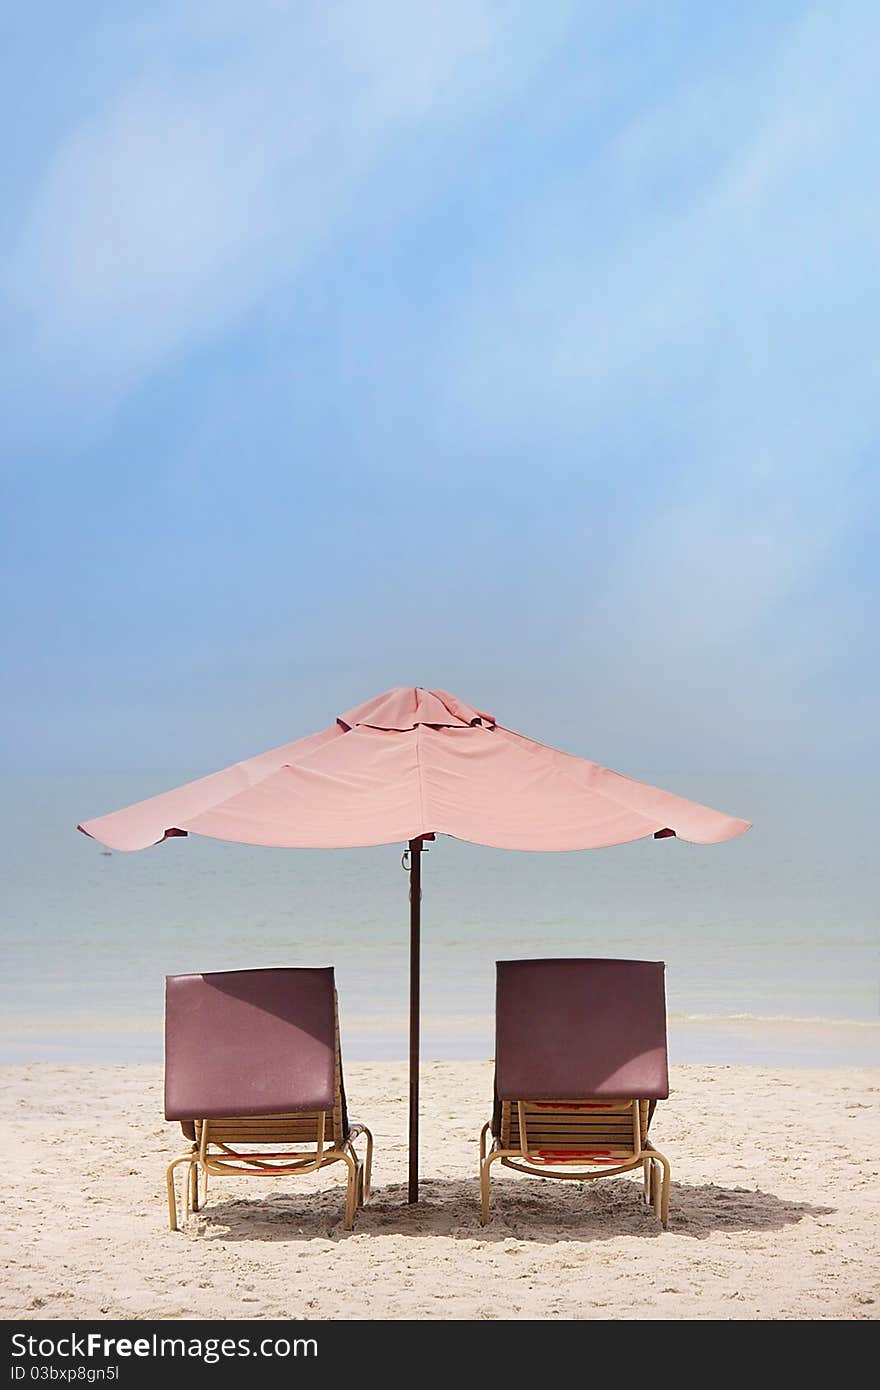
<box><xmin>3</xmin><ymin>1</ymin><xmax>575</xmax><ymax>429</ymax></box>
<box><xmin>2</xmin><ymin>2</ymin><xmax>876</xmax><ymax>778</ymax></box>
<box><xmin>427</xmin><ymin>0</ymin><xmax>880</xmax><ymax>764</ymax></box>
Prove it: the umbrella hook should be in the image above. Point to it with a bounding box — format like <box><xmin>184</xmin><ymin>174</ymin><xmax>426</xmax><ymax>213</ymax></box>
<box><xmin>402</xmin><ymin>846</ymin><xmax>423</xmax><ymax>901</ymax></box>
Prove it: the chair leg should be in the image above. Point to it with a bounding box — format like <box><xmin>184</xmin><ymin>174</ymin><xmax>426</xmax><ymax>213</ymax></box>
<box><xmin>190</xmin><ymin>1161</ymin><xmax>200</xmax><ymax>1212</ymax></box>
<box><xmin>356</xmin><ymin>1159</ymin><xmax>365</xmax><ymax>1208</ymax></box>
<box><xmin>166</xmin><ymin>1161</ymin><xmax>179</xmax><ymax>1232</ymax></box>
<box><xmin>165</xmin><ymin>1156</ymin><xmax>195</xmax><ymax>1232</ymax></box>
<box><xmin>342</xmin><ymin>1151</ymin><xmax>359</xmax><ymax>1231</ymax></box>
<box><xmin>184</xmin><ymin>1160</ymin><xmax>193</xmax><ymax>1221</ymax></box>
<box><xmin>645</xmin><ymin>1162</ymin><xmax>658</xmax><ymax>1217</ymax></box>
<box><xmin>651</xmin><ymin>1149</ymin><xmax>671</xmax><ymax>1229</ymax></box>
<box><xmin>362</xmin><ymin>1127</ymin><xmax>373</xmax><ymax>1202</ymax></box>
<box><xmin>643</xmin><ymin>1157</ymin><xmax>651</xmax><ymax>1205</ymax></box>
<box><xmin>480</xmin><ymin>1151</ymin><xmax>501</xmax><ymax>1225</ymax></box>
<box><xmin>644</xmin><ymin>1148</ymin><xmax>671</xmax><ymax>1228</ymax></box>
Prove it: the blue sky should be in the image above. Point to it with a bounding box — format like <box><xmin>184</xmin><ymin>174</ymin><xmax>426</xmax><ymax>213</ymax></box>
<box><xmin>2</xmin><ymin>1</ymin><xmax>877</xmax><ymax>779</ymax></box>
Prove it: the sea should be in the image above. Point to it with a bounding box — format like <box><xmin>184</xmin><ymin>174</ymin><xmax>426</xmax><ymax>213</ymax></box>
<box><xmin>2</xmin><ymin>770</ymin><xmax>877</xmax><ymax>1067</ymax></box>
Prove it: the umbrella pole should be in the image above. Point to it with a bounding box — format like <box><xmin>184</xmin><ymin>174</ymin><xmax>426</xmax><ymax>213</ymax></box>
<box><xmin>408</xmin><ymin>836</ymin><xmax>422</xmax><ymax>1203</ymax></box>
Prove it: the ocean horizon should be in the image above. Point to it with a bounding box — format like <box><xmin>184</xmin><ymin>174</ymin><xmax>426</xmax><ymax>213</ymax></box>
<box><xmin>3</xmin><ymin>768</ymin><xmax>878</xmax><ymax>1068</ymax></box>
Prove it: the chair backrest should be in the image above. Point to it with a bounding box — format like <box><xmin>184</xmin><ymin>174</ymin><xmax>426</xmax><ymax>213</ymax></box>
<box><xmin>495</xmin><ymin>958</ymin><xmax>669</xmax><ymax>1102</ymax></box>
<box><xmin>500</xmin><ymin>1097</ymin><xmax>648</xmax><ymax>1156</ymax></box>
<box><xmin>165</xmin><ymin>967</ymin><xmax>338</xmax><ymax>1128</ymax></box>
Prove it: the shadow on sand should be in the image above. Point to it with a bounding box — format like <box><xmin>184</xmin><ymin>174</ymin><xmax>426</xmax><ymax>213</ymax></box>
<box><xmin>190</xmin><ymin>1175</ymin><xmax>834</xmax><ymax>1244</ymax></box>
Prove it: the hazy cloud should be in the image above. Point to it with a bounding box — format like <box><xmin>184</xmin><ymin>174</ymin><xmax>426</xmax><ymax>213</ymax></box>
<box><xmin>4</xmin><ymin>1</ymin><xmax>575</xmax><ymax>422</ymax></box>
<box><xmin>1</xmin><ymin>2</ymin><xmax>876</xmax><ymax>779</ymax></box>
<box><xmin>427</xmin><ymin>1</ymin><xmax>880</xmax><ymax>764</ymax></box>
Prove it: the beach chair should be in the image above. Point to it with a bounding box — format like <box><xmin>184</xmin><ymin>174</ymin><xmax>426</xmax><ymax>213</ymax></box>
<box><xmin>479</xmin><ymin>958</ymin><xmax>671</xmax><ymax>1226</ymax></box>
<box><xmin>164</xmin><ymin>966</ymin><xmax>373</xmax><ymax>1231</ymax></box>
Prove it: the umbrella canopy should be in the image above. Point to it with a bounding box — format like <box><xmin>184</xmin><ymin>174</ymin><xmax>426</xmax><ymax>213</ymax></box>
<box><xmin>79</xmin><ymin>686</ymin><xmax>749</xmax><ymax>852</ymax></box>
<box><xmin>78</xmin><ymin>686</ymin><xmax>750</xmax><ymax>1201</ymax></box>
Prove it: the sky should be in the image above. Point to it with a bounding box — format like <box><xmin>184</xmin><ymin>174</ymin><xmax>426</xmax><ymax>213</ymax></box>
<box><xmin>1</xmin><ymin>0</ymin><xmax>878</xmax><ymax>785</ymax></box>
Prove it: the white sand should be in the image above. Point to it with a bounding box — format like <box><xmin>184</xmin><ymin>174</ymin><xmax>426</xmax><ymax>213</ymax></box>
<box><xmin>1</xmin><ymin>1061</ymin><xmax>878</xmax><ymax>1321</ymax></box>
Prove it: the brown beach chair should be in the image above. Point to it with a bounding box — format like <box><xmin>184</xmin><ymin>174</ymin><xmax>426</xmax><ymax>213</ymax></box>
<box><xmin>164</xmin><ymin>966</ymin><xmax>373</xmax><ymax>1231</ymax></box>
<box><xmin>479</xmin><ymin>958</ymin><xmax>671</xmax><ymax>1227</ymax></box>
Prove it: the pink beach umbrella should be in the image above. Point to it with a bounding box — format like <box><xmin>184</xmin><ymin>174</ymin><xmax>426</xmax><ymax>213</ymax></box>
<box><xmin>78</xmin><ymin>686</ymin><xmax>750</xmax><ymax>1202</ymax></box>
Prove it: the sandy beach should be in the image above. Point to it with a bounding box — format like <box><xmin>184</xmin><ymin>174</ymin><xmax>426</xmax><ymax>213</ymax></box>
<box><xmin>1</xmin><ymin>1060</ymin><xmax>877</xmax><ymax>1321</ymax></box>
